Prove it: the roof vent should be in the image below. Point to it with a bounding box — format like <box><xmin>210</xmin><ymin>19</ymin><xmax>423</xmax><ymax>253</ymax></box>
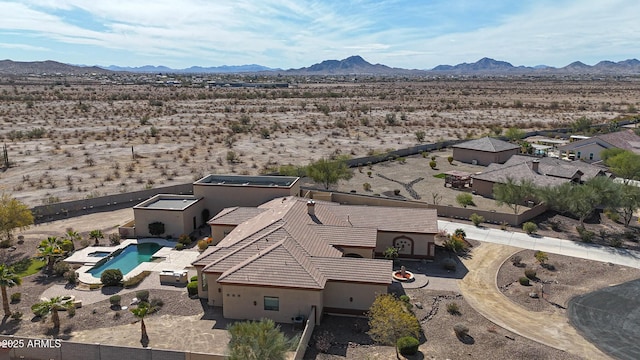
<box><xmin>532</xmin><ymin>159</ymin><xmax>540</xmax><ymax>173</ymax></box>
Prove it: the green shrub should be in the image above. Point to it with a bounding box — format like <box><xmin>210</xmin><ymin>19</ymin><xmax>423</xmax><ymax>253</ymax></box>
<box><xmin>187</xmin><ymin>281</ymin><xmax>198</xmax><ymax>296</ymax></box>
<box><xmin>534</xmin><ymin>251</ymin><xmax>548</xmax><ymax>265</ymax></box>
<box><xmin>522</xmin><ymin>222</ymin><xmax>538</xmax><ymax>235</ymax></box>
<box><xmin>429</xmin><ymin>160</ymin><xmax>437</xmax><ymax>169</ymax></box>
<box><xmin>453</xmin><ymin>323</ymin><xmax>469</xmax><ymax>338</ymax></box>
<box><xmin>175</xmin><ymin>243</ymin><xmax>184</xmax><ymax>250</ymax></box>
<box><xmin>442</xmin><ymin>258</ymin><xmax>457</xmax><ymax>271</ymax></box>
<box><xmin>11</xmin><ymin>258</ymin><xmax>33</xmax><ymax>273</ymax></box>
<box><xmin>456</xmin><ymin>193</ymin><xmax>474</xmax><ymax>208</ymax></box>
<box><xmin>447</xmin><ymin>156</ymin><xmax>454</xmax><ymax>164</ymax></box>
<box><xmin>397</xmin><ymin>336</ymin><xmax>419</xmax><ymax>356</ymax></box>
<box><xmin>197</xmin><ymin>239</ymin><xmax>209</xmax><ymax>251</ymax></box>
<box><xmin>123</xmin><ymin>271</ymin><xmax>151</xmax><ymax>288</ymax></box>
<box><xmin>524</xmin><ymin>268</ymin><xmax>537</xmax><ymax>280</ymax></box>
<box><xmin>10</xmin><ymin>311</ymin><xmax>23</xmax><ymax>321</ymax></box>
<box><xmin>604</xmin><ymin>208</ymin><xmax>620</xmax><ymax>222</ymax></box>
<box><xmin>150</xmin><ymin>297</ymin><xmax>164</xmax><ymax>308</ymax></box>
<box><xmin>136</xmin><ymin>290</ymin><xmax>149</xmax><ymax>302</ymax></box>
<box><xmin>470</xmin><ymin>213</ymin><xmax>484</xmax><ymax>227</ymax></box>
<box><xmin>519</xmin><ymin>277</ymin><xmax>530</xmax><ymax>286</ymax></box>
<box><xmin>109</xmin><ymin>295</ymin><xmax>121</xmax><ymax>307</ymax></box>
<box><xmin>577</xmin><ymin>226</ymin><xmax>595</xmax><ymax>243</ymax></box>
<box><xmin>399</xmin><ymin>295</ymin><xmax>410</xmax><ymax>303</ymax></box>
<box><xmin>60</xmin><ymin>239</ymin><xmax>74</xmax><ymax>252</ymax></box>
<box><xmin>10</xmin><ymin>292</ymin><xmax>21</xmax><ymax>303</ymax></box>
<box><xmin>100</xmin><ymin>269</ymin><xmax>123</xmax><ymax>287</ymax></box>
<box><xmin>53</xmin><ymin>261</ymin><xmax>70</xmax><ymax>276</ymax></box>
<box><xmin>362</xmin><ymin>182</ymin><xmax>372</xmax><ymax>191</ymax></box>
<box><xmin>109</xmin><ymin>233</ymin><xmax>121</xmax><ymax>246</ymax></box>
<box><xmin>446</xmin><ymin>302</ymin><xmax>460</xmax><ymax>315</ymax></box>
<box><xmin>190</xmin><ymin>275</ymin><xmax>198</xmax><ymax>282</ymax></box>
<box><xmin>178</xmin><ymin>234</ymin><xmax>192</xmax><ymax>245</ymax></box>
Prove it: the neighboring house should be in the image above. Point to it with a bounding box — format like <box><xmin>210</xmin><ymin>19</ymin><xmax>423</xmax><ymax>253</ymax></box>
<box><xmin>558</xmin><ymin>129</ymin><xmax>640</xmax><ymax>163</ymax></box>
<box><xmin>452</xmin><ymin>137</ymin><xmax>520</xmax><ymax>166</ymax></box>
<box><xmin>193</xmin><ymin>196</ymin><xmax>438</xmax><ymax>324</ymax></box>
<box><xmin>503</xmin><ymin>155</ymin><xmax>609</xmax><ymax>182</ymax></box>
<box><xmin>125</xmin><ymin>174</ymin><xmax>300</xmax><ymax>239</ymax></box>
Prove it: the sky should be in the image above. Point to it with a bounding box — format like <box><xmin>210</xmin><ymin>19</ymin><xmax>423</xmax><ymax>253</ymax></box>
<box><xmin>1</xmin><ymin>0</ymin><xmax>639</xmax><ymax>69</ymax></box>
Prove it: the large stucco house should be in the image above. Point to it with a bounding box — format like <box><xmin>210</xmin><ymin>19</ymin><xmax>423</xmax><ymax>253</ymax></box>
<box><xmin>452</xmin><ymin>137</ymin><xmax>520</xmax><ymax>166</ymax></box>
<box><xmin>192</xmin><ymin>196</ymin><xmax>439</xmax><ymax>324</ymax></box>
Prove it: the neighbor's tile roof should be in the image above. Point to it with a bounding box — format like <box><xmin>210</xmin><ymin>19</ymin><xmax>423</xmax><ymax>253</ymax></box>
<box><xmin>558</xmin><ymin>129</ymin><xmax>640</xmax><ymax>154</ymax></box>
<box><xmin>311</xmin><ymin>257</ymin><xmax>391</xmax><ymax>284</ymax></box>
<box><xmin>452</xmin><ymin>137</ymin><xmax>520</xmax><ymax>152</ymax></box>
<box><xmin>194</xmin><ymin>196</ymin><xmax>436</xmax><ymax>289</ymax></box>
<box><xmin>472</xmin><ymin>162</ymin><xmax>568</xmax><ymax>188</ymax></box>
<box><xmin>208</xmin><ymin>207</ymin><xmax>267</xmax><ymax>225</ymax></box>
<box><xmin>503</xmin><ymin>155</ymin><xmax>607</xmax><ymax>181</ymax></box>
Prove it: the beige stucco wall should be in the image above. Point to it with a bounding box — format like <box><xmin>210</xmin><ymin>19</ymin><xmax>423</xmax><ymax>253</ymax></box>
<box><xmin>194</xmin><ymin>183</ymin><xmax>299</xmax><ymax>217</ymax></box>
<box><xmin>376</xmin><ymin>231</ymin><xmax>435</xmax><ymax>258</ymax></box>
<box><xmin>341</xmin><ymin>247</ymin><xmax>374</xmax><ymax>258</ymax></box>
<box><xmin>204</xmin><ymin>273</ymin><xmax>223</xmax><ymax>306</ymax></box>
<box><xmin>453</xmin><ymin>148</ymin><xmax>519</xmax><ymax>166</ymax></box>
<box><xmin>210</xmin><ymin>224</ymin><xmax>237</xmax><ymax>245</ymax></box>
<box><xmin>323</xmin><ymin>282</ymin><xmax>387</xmax><ymax>312</ymax></box>
<box><xmin>561</xmin><ymin>143</ymin><xmax>605</xmax><ymax>162</ymax></box>
<box><xmin>220</xmin><ymin>284</ymin><xmax>323</xmax><ymax>324</ymax></box>
<box><xmin>134</xmin><ymin>200</ymin><xmax>205</xmax><ymax>238</ymax></box>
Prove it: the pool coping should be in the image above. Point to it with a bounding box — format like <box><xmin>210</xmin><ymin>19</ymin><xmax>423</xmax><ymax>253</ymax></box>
<box><xmin>67</xmin><ymin>238</ymin><xmax>199</xmax><ymax>286</ymax></box>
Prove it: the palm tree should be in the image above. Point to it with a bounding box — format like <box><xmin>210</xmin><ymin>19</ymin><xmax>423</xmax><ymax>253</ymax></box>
<box><xmin>63</xmin><ymin>229</ymin><xmax>81</xmax><ymax>250</ymax></box>
<box><xmin>130</xmin><ymin>302</ymin><xmax>151</xmax><ymax>344</ymax></box>
<box><xmin>36</xmin><ymin>236</ymin><xmax>64</xmax><ymax>274</ymax></box>
<box><xmin>32</xmin><ymin>296</ymin><xmax>72</xmax><ymax>328</ymax></box>
<box><xmin>89</xmin><ymin>229</ymin><xmax>104</xmax><ymax>246</ymax></box>
<box><xmin>0</xmin><ymin>264</ymin><xmax>21</xmax><ymax>317</ymax></box>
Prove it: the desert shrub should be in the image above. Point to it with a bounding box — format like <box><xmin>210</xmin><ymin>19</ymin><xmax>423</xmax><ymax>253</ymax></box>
<box><xmin>443</xmin><ymin>235</ymin><xmax>466</xmax><ymax>253</ymax></box>
<box><xmin>190</xmin><ymin>275</ymin><xmax>198</xmax><ymax>282</ymax></box>
<box><xmin>197</xmin><ymin>239</ymin><xmax>209</xmax><ymax>251</ymax></box>
<box><xmin>123</xmin><ymin>271</ymin><xmax>151</xmax><ymax>288</ymax></box>
<box><xmin>470</xmin><ymin>213</ymin><xmax>484</xmax><ymax>226</ymax></box>
<box><xmin>109</xmin><ymin>295</ymin><xmax>121</xmax><ymax>307</ymax></box>
<box><xmin>610</xmin><ymin>237</ymin><xmax>623</xmax><ymax>248</ymax></box>
<box><xmin>447</xmin><ymin>156</ymin><xmax>454</xmax><ymax>164</ymax></box>
<box><xmin>60</xmin><ymin>239</ymin><xmax>74</xmax><ymax>252</ymax></box>
<box><xmin>150</xmin><ymin>297</ymin><xmax>164</xmax><ymax>309</ymax></box>
<box><xmin>522</xmin><ymin>222</ymin><xmax>538</xmax><ymax>235</ymax></box>
<box><xmin>453</xmin><ymin>323</ymin><xmax>469</xmax><ymax>338</ymax></box>
<box><xmin>519</xmin><ymin>277</ymin><xmax>530</xmax><ymax>286</ymax></box>
<box><xmin>108</xmin><ymin>233</ymin><xmax>121</xmax><ymax>245</ymax></box>
<box><xmin>178</xmin><ymin>234</ymin><xmax>192</xmax><ymax>245</ymax></box>
<box><xmin>64</xmin><ymin>270</ymin><xmax>78</xmax><ymax>284</ymax></box>
<box><xmin>53</xmin><ymin>261</ymin><xmax>70</xmax><ymax>276</ymax></box>
<box><xmin>511</xmin><ymin>255</ymin><xmax>522</xmax><ymax>266</ymax></box>
<box><xmin>10</xmin><ymin>292</ymin><xmax>21</xmax><ymax>303</ymax></box>
<box><xmin>534</xmin><ymin>251</ymin><xmax>548</xmax><ymax>265</ymax></box>
<box><xmin>175</xmin><ymin>243</ymin><xmax>184</xmax><ymax>250</ymax></box>
<box><xmin>187</xmin><ymin>281</ymin><xmax>198</xmax><ymax>296</ymax></box>
<box><xmin>446</xmin><ymin>302</ymin><xmax>460</xmax><ymax>315</ymax></box>
<box><xmin>100</xmin><ymin>269</ymin><xmax>123</xmax><ymax>287</ymax></box>
<box><xmin>136</xmin><ymin>290</ymin><xmax>150</xmax><ymax>302</ymax></box>
<box><xmin>399</xmin><ymin>295</ymin><xmax>410</xmax><ymax>303</ymax></box>
<box><xmin>0</xmin><ymin>239</ymin><xmax>12</xmax><ymax>248</ymax></box>
<box><xmin>456</xmin><ymin>193</ymin><xmax>474</xmax><ymax>208</ymax></box>
<box><xmin>314</xmin><ymin>330</ymin><xmax>334</xmax><ymax>353</ymax></box>
<box><xmin>524</xmin><ymin>268</ymin><xmax>537</xmax><ymax>280</ymax></box>
<box><xmin>548</xmin><ymin>219</ymin><xmax>562</xmax><ymax>232</ymax></box>
<box><xmin>79</xmin><ymin>239</ymin><xmax>90</xmax><ymax>248</ymax></box>
<box><xmin>500</xmin><ymin>221</ymin><xmax>509</xmax><ymax>230</ymax></box>
<box><xmin>397</xmin><ymin>336</ymin><xmax>420</xmax><ymax>356</ymax></box>
<box><xmin>442</xmin><ymin>257</ymin><xmax>457</xmax><ymax>271</ymax></box>
<box><xmin>577</xmin><ymin>226</ymin><xmax>595</xmax><ymax>243</ymax></box>
<box><xmin>429</xmin><ymin>160</ymin><xmax>437</xmax><ymax>169</ymax></box>
<box><xmin>362</xmin><ymin>182</ymin><xmax>372</xmax><ymax>191</ymax></box>
<box><xmin>10</xmin><ymin>311</ymin><xmax>23</xmax><ymax>321</ymax></box>
<box><xmin>67</xmin><ymin>307</ymin><xmax>76</xmax><ymax>317</ymax></box>
<box><xmin>604</xmin><ymin>208</ymin><xmax>620</xmax><ymax>223</ymax></box>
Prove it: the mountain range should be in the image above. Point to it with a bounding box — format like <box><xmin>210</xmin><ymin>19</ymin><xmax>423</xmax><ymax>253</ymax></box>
<box><xmin>2</xmin><ymin>56</ymin><xmax>640</xmax><ymax>76</ymax></box>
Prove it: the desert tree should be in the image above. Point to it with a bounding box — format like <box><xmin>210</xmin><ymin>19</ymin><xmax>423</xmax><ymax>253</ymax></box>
<box><xmin>227</xmin><ymin>318</ymin><xmax>295</xmax><ymax>360</ymax></box>
<box><xmin>306</xmin><ymin>157</ymin><xmax>353</xmax><ymax>190</ymax></box>
<box><xmin>367</xmin><ymin>294</ymin><xmax>420</xmax><ymax>359</ymax></box>
<box><xmin>616</xmin><ymin>184</ymin><xmax>640</xmax><ymax>227</ymax></box>
<box><xmin>493</xmin><ymin>178</ymin><xmax>536</xmax><ymax>214</ymax></box>
<box><xmin>504</xmin><ymin>127</ymin><xmax>525</xmax><ymax>142</ymax></box>
<box><xmin>0</xmin><ymin>193</ymin><xmax>34</xmax><ymax>244</ymax></box>
<box><xmin>603</xmin><ymin>150</ymin><xmax>640</xmax><ymax>182</ymax></box>
<box><xmin>455</xmin><ymin>193</ymin><xmax>475</xmax><ymax>208</ymax></box>
<box><xmin>0</xmin><ymin>264</ymin><xmax>21</xmax><ymax>317</ymax></box>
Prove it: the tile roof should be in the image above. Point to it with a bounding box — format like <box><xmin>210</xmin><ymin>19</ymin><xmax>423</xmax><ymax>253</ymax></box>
<box><xmin>208</xmin><ymin>207</ymin><xmax>267</xmax><ymax>225</ymax></box>
<box><xmin>452</xmin><ymin>137</ymin><xmax>520</xmax><ymax>152</ymax></box>
<box><xmin>311</xmin><ymin>257</ymin><xmax>391</xmax><ymax>284</ymax></box>
<box><xmin>503</xmin><ymin>155</ymin><xmax>607</xmax><ymax>181</ymax></box>
<box><xmin>194</xmin><ymin>196</ymin><xmax>436</xmax><ymax>289</ymax></box>
<box><xmin>558</xmin><ymin>130</ymin><xmax>640</xmax><ymax>154</ymax></box>
<box><xmin>472</xmin><ymin>162</ymin><xmax>568</xmax><ymax>188</ymax></box>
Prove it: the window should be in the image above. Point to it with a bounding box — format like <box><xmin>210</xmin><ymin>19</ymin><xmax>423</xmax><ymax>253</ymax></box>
<box><xmin>589</xmin><ymin>153</ymin><xmax>593</xmax><ymax>160</ymax></box>
<box><xmin>577</xmin><ymin>151</ymin><xmax>581</xmax><ymax>159</ymax></box>
<box><xmin>201</xmin><ymin>273</ymin><xmax>207</xmax><ymax>290</ymax></box>
<box><xmin>264</xmin><ymin>296</ymin><xmax>279</xmax><ymax>311</ymax></box>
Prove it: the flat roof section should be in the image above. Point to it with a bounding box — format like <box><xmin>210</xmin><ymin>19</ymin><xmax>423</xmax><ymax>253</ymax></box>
<box><xmin>194</xmin><ymin>174</ymin><xmax>299</xmax><ymax>188</ymax></box>
<box><xmin>144</xmin><ymin>198</ymin><xmax>199</xmax><ymax>210</ymax></box>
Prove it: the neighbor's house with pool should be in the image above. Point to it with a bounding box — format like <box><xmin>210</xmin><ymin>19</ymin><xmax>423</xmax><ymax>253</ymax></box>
<box><xmin>192</xmin><ymin>196</ymin><xmax>438</xmax><ymax>324</ymax></box>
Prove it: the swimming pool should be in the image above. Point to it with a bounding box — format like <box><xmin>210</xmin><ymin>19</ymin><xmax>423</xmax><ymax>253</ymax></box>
<box><xmin>87</xmin><ymin>251</ymin><xmax>110</xmax><ymax>258</ymax></box>
<box><xmin>87</xmin><ymin>242</ymin><xmax>162</xmax><ymax>278</ymax></box>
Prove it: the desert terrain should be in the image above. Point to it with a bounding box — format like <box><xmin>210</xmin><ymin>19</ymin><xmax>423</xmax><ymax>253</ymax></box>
<box><xmin>0</xmin><ymin>78</ymin><xmax>638</xmax><ymax>207</ymax></box>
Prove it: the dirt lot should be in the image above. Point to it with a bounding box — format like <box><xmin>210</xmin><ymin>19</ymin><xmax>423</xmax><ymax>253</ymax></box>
<box><xmin>1</xmin><ymin>79</ymin><xmax>636</xmax><ymax>207</ymax></box>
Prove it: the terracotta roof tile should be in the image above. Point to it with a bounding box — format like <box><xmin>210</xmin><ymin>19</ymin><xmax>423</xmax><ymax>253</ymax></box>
<box><xmin>311</xmin><ymin>257</ymin><xmax>391</xmax><ymax>284</ymax></box>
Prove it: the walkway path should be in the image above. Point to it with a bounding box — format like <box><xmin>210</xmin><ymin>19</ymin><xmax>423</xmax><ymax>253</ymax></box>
<box><xmin>439</xmin><ymin>219</ymin><xmax>640</xmax><ymax>359</ymax></box>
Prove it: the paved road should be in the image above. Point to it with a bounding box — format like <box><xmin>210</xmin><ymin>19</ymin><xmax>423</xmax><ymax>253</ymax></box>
<box><xmin>439</xmin><ymin>220</ymin><xmax>640</xmax><ymax>359</ymax></box>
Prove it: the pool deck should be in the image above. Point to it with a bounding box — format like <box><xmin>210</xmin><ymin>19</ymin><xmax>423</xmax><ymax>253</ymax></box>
<box><xmin>64</xmin><ymin>238</ymin><xmax>200</xmax><ymax>285</ymax></box>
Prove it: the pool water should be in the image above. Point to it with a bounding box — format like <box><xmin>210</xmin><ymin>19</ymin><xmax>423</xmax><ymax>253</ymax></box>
<box><xmin>88</xmin><ymin>251</ymin><xmax>110</xmax><ymax>258</ymax></box>
<box><xmin>88</xmin><ymin>242</ymin><xmax>162</xmax><ymax>278</ymax></box>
